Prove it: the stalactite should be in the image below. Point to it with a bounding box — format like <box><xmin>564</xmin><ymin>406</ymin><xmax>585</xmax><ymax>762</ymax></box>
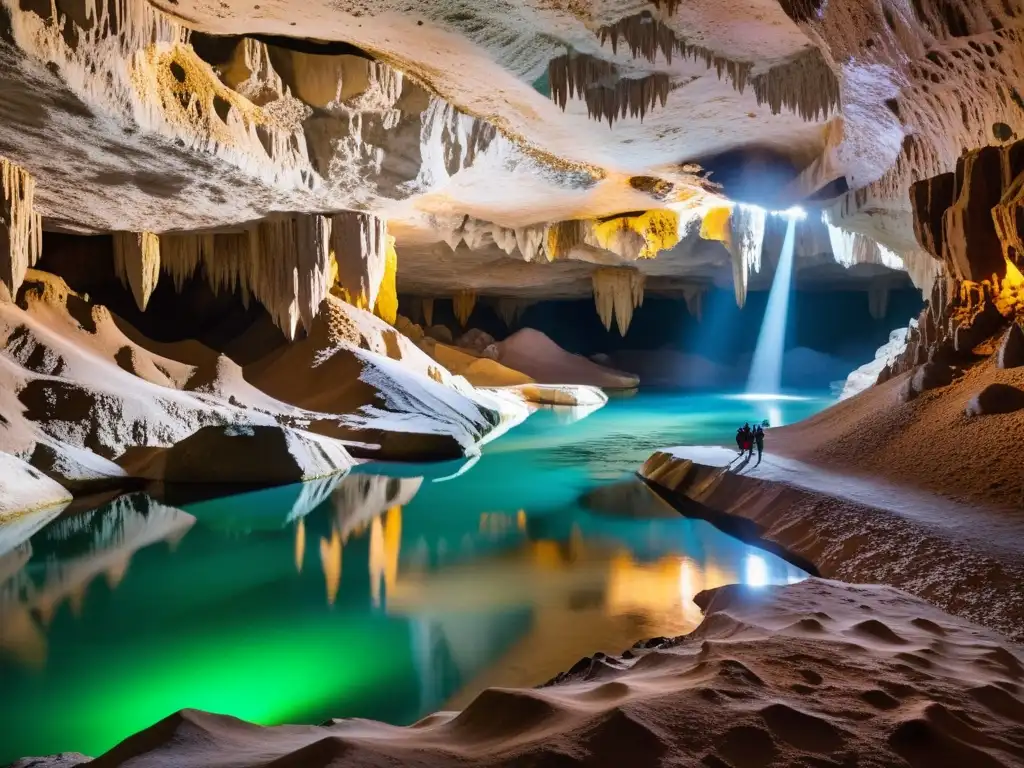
<box><xmin>202</xmin><ymin>232</ymin><xmax>253</xmax><ymax>307</ymax></box>
<box><xmin>374</xmin><ymin>235</ymin><xmax>398</xmax><ymax>325</ymax></box>
<box><xmin>452</xmin><ymin>289</ymin><xmax>477</xmax><ymax>327</ymax></box>
<box><xmin>113</xmin><ymin>232</ymin><xmax>161</xmax><ymax>311</ymax></box>
<box><xmin>730</xmin><ymin>204</ymin><xmax>767</xmax><ymax>275</ymax></box>
<box><xmin>682</xmin><ymin>285</ymin><xmax>705</xmax><ymax>321</ymax></box>
<box><xmin>0</xmin><ymin>157</ymin><xmax>43</xmax><ymax>297</ymax></box>
<box><xmin>548</xmin><ymin>53</ymin><xmax>670</xmax><ymax>127</ymax></box>
<box><xmin>825</xmin><ymin>220</ymin><xmax>877</xmax><ymax>268</ymax></box>
<box><xmin>592</xmin><ymin>267</ymin><xmax>645</xmax><ymax>336</ymax></box>
<box><xmin>751</xmin><ymin>48</ymin><xmax>839</xmax><ymax>122</ymax></box>
<box><xmin>545</xmin><ymin>220</ymin><xmax>584</xmax><ymax>261</ymax></box>
<box><xmin>421</xmin><ymin>297</ymin><xmax>435</xmax><ymax>328</ymax></box>
<box><xmin>413</xmin><ymin>96</ymin><xmax>497</xmax><ymax>190</ymax></box>
<box><xmin>160</xmin><ymin>234</ymin><xmax>212</xmax><ymax>292</ymax></box>
<box><xmin>868</xmin><ymin>284</ymin><xmax>890</xmax><ymax>320</ymax></box>
<box><xmin>295</xmin><ymin>214</ymin><xmax>331</xmax><ymax>333</ymax></box>
<box><xmin>495</xmin><ymin>298</ymin><xmax>533</xmax><ymax>327</ymax></box>
<box><xmin>595</xmin><ymin>13</ymin><xmax>752</xmax><ymax>92</ymax></box>
<box><xmin>330</xmin><ymin>211</ymin><xmax>387</xmax><ymax>311</ymax></box>
<box><xmin>251</xmin><ymin>218</ymin><xmax>301</xmax><ymax>340</ymax></box>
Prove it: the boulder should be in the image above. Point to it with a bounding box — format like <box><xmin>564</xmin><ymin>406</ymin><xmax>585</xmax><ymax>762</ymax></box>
<box><xmin>427</xmin><ymin>324</ymin><xmax>453</xmax><ymax>344</ymax></box>
<box><xmin>952</xmin><ymin>299</ymin><xmax>1004</xmax><ymax>354</ymax></box>
<box><xmin>155</xmin><ymin>425</ymin><xmax>354</xmax><ymax>485</ymax></box>
<box><xmin>965</xmin><ymin>383</ymin><xmax>1024</xmax><ymax>416</ymax></box>
<box><xmin>899</xmin><ymin>362</ymin><xmax>955</xmax><ymax>402</ymax></box>
<box><xmin>997</xmin><ymin>322</ymin><xmax>1024</xmax><ymax>369</ymax></box>
<box><xmin>456</xmin><ymin>328</ymin><xmax>495</xmax><ymax>353</ymax></box>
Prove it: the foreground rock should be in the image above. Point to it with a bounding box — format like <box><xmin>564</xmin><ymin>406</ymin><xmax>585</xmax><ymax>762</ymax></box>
<box><xmin>0</xmin><ymin>453</ymin><xmax>71</xmax><ymax>519</ymax></box>
<box><xmin>19</xmin><ymin>579</ymin><xmax>1024</xmax><ymax>767</ymax></box>
<box><xmin>134</xmin><ymin>425</ymin><xmax>354</xmax><ymax>485</ymax></box>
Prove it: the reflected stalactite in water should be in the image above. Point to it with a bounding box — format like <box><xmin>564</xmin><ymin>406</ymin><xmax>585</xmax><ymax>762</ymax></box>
<box><xmin>0</xmin><ymin>495</ymin><xmax>195</xmax><ymax>667</ymax></box>
<box><xmin>332</xmin><ymin>475</ymin><xmax>420</xmax><ymax>541</ymax></box>
<box><xmin>319</xmin><ymin>530</ymin><xmax>342</xmax><ymax>607</ymax></box>
<box><xmin>370</xmin><ymin>507</ymin><xmax>402</xmax><ymax>608</ymax></box>
<box><xmin>479</xmin><ymin>510</ymin><xmax>528</xmax><ymax>538</ymax></box>
<box><xmin>295</xmin><ymin>519</ymin><xmax>306</xmax><ymax>574</ymax></box>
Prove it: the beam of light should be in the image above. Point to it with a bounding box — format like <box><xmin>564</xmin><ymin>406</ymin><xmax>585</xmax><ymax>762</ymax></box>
<box><xmin>746</xmin><ymin>213</ymin><xmax>798</xmax><ymax>394</ymax></box>
<box><xmin>745</xmin><ymin>554</ymin><xmax>768</xmax><ymax>587</ymax></box>
<box><xmin>723</xmin><ymin>393</ymin><xmax>812</xmax><ymax>402</ymax></box>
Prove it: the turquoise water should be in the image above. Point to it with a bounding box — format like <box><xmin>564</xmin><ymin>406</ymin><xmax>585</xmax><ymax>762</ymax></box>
<box><xmin>0</xmin><ymin>391</ymin><xmax>831</xmax><ymax>763</ymax></box>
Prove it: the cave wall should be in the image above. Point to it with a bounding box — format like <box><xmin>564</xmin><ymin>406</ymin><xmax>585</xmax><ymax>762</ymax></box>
<box><xmin>404</xmin><ymin>287</ymin><xmax>923</xmax><ymax>366</ymax></box>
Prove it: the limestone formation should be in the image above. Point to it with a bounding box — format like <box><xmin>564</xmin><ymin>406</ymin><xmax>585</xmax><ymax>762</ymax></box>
<box><xmin>867</xmin><ymin>285</ymin><xmax>890</xmax><ymax>320</ymax></box>
<box><xmin>596</xmin><ymin>13</ymin><xmax>752</xmax><ymax>95</ymax></box>
<box><xmin>681</xmin><ymin>286</ymin><xmax>705</xmax><ymax>322</ymax></box>
<box><xmin>548</xmin><ymin>54</ymin><xmax>671</xmax><ymax>127</ymax></box>
<box><xmin>112</xmin><ymin>232</ymin><xmax>161</xmax><ymax>312</ymax></box>
<box><xmin>494</xmin><ymin>298</ymin><xmax>533</xmax><ymax>328</ymax></box>
<box><xmin>331</xmin><ymin>212</ymin><xmax>388</xmax><ymax>312</ymax></box>
<box><xmin>592</xmin><ymin>267</ymin><xmax>644</xmax><ymax>336</ymax></box>
<box><xmin>452</xmin><ymin>290</ymin><xmax>477</xmax><ymax>327</ymax></box>
<box><xmin>0</xmin><ymin>158</ymin><xmax>42</xmax><ymax>297</ymax></box>
<box><xmin>750</xmin><ymin>48</ymin><xmax>839</xmax><ymax>123</ymax></box>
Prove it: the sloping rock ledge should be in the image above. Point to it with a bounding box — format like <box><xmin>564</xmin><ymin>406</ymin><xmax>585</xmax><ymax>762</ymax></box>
<box><xmin>14</xmin><ymin>579</ymin><xmax>1024</xmax><ymax>768</ymax></box>
<box><xmin>640</xmin><ymin>448</ymin><xmax>1024</xmax><ymax>642</ymax></box>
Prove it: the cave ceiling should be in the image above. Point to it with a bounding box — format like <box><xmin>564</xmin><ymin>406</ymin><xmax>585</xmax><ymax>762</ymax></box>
<box><xmin>1</xmin><ymin>0</ymin><xmax>1021</xmax><ymax>308</ymax></box>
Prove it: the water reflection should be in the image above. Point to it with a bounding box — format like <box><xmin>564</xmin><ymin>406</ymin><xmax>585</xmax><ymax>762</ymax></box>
<box><xmin>0</xmin><ymin>392</ymin><xmax>826</xmax><ymax>763</ymax></box>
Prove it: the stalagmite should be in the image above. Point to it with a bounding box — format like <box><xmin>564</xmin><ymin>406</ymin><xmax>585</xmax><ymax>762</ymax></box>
<box><xmin>421</xmin><ymin>297</ymin><xmax>435</xmax><ymax>327</ymax></box>
<box><xmin>545</xmin><ymin>220</ymin><xmax>584</xmax><ymax>261</ymax></box>
<box><xmin>592</xmin><ymin>267</ymin><xmax>645</xmax><ymax>336</ymax></box>
<box><xmin>751</xmin><ymin>49</ymin><xmax>840</xmax><ymax>122</ymax></box>
<box><xmin>113</xmin><ymin>232</ymin><xmax>161</xmax><ymax>311</ymax></box>
<box><xmin>374</xmin><ymin>236</ymin><xmax>398</xmax><ymax>325</ymax></box>
<box><xmin>453</xmin><ymin>289</ymin><xmax>477</xmax><ymax>327</ymax></box>
<box><xmin>295</xmin><ymin>215</ymin><xmax>331</xmax><ymax>333</ymax></box>
<box><xmin>682</xmin><ymin>286</ymin><xmax>705</xmax><ymax>321</ymax></box>
<box><xmin>330</xmin><ymin>212</ymin><xmax>387</xmax><ymax>311</ymax></box>
<box><xmin>0</xmin><ymin>157</ymin><xmax>43</xmax><ymax>297</ymax></box>
<box><xmin>868</xmin><ymin>284</ymin><xmax>890</xmax><ymax>320</ymax></box>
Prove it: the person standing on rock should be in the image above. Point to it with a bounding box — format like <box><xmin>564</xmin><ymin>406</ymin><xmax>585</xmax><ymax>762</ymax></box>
<box><xmin>754</xmin><ymin>424</ymin><xmax>765</xmax><ymax>462</ymax></box>
<box><xmin>736</xmin><ymin>425</ymin><xmax>746</xmax><ymax>454</ymax></box>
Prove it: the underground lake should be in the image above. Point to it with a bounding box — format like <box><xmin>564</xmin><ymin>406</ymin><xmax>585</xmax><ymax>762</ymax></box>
<box><xmin>0</xmin><ymin>391</ymin><xmax>831</xmax><ymax>762</ymax></box>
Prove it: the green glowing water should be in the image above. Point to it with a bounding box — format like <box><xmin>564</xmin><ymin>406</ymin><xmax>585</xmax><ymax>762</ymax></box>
<box><xmin>0</xmin><ymin>391</ymin><xmax>831</xmax><ymax>762</ymax></box>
